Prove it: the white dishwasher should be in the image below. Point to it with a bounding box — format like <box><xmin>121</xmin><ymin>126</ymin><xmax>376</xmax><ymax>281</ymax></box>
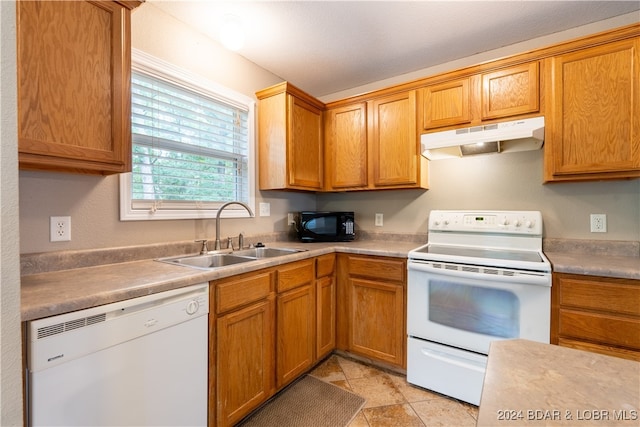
<box><xmin>26</xmin><ymin>283</ymin><xmax>209</xmax><ymax>427</ymax></box>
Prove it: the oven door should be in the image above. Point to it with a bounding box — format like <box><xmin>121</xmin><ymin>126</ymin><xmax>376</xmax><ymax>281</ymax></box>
<box><xmin>407</xmin><ymin>260</ymin><xmax>550</xmax><ymax>355</ymax></box>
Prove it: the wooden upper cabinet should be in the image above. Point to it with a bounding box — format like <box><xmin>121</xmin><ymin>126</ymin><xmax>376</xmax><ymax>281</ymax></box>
<box><xmin>544</xmin><ymin>37</ymin><xmax>640</xmax><ymax>182</ymax></box>
<box><xmin>420</xmin><ymin>62</ymin><xmax>540</xmax><ymax>131</ymax></box>
<box><xmin>369</xmin><ymin>90</ymin><xmax>426</xmax><ymax>189</ymax></box>
<box><xmin>481</xmin><ymin>62</ymin><xmax>539</xmax><ymax>120</ymax></box>
<box><xmin>421</xmin><ymin>77</ymin><xmax>471</xmax><ymax>130</ymax></box>
<box><xmin>256</xmin><ymin>82</ymin><xmax>324</xmax><ymax>191</ymax></box>
<box><xmin>17</xmin><ymin>0</ymin><xmax>140</xmax><ymax>174</ymax></box>
<box><xmin>324</xmin><ymin>102</ymin><xmax>368</xmax><ymax>190</ymax></box>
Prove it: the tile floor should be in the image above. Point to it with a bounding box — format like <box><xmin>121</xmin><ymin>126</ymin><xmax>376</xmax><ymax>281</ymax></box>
<box><xmin>309</xmin><ymin>354</ymin><xmax>479</xmax><ymax>427</ymax></box>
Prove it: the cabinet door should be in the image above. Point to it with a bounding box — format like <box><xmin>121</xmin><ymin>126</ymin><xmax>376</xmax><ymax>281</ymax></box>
<box><xmin>545</xmin><ymin>38</ymin><xmax>640</xmax><ymax>181</ymax></box>
<box><xmin>287</xmin><ymin>95</ymin><xmax>323</xmax><ymax>189</ymax></box>
<box><xmin>316</xmin><ymin>275</ymin><xmax>336</xmax><ymax>359</ymax></box>
<box><xmin>217</xmin><ymin>298</ymin><xmax>275</xmax><ymax>427</ymax></box>
<box><xmin>276</xmin><ymin>284</ymin><xmax>316</xmax><ymax>388</ymax></box>
<box><xmin>17</xmin><ymin>0</ymin><xmax>133</xmax><ymax>174</ymax></box>
<box><xmin>481</xmin><ymin>62</ymin><xmax>539</xmax><ymax>120</ymax></box>
<box><xmin>421</xmin><ymin>77</ymin><xmax>471</xmax><ymax>130</ymax></box>
<box><xmin>324</xmin><ymin>103</ymin><xmax>368</xmax><ymax>190</ymax></box>
<box><xmin>348</xmin><ymin>278</ymin><xmax>404</xmax><ymax>367</ymax></box>
<box><xmin>369</xmin><ymin>91</ymin><xmax>418</xmax><ymax>188</ymax></box>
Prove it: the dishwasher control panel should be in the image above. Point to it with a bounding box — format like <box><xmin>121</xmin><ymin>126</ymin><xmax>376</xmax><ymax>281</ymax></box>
<box><xmin>27</xmin><ymin>283</ymin><xmax>209</xmax><ymax>372</ymax></box>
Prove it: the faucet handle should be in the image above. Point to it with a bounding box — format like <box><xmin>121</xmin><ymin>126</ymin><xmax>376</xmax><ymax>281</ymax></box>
<box><xmin>195</xmin><ymin>239</ymin><xmax>208</xmax><ymax>255</ymax></box>
<box><xmin>227</xmin><ymin>236</ymin><xmax>234</xmax><ymax>251</ymax></box>
<box><xmin>238</xmin><ymin>232</ymin><xmax>244</xmax><ymax>250</ymax></box>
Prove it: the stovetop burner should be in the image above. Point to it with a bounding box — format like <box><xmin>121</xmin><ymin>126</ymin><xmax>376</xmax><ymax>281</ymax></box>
<box><xmin>408</xmin><ymin>210</ymin><xmax>551</xmax><ymax>273</ymax></box>
<box><xmin>413</xmin><ymin>244</ymin><xmax>544</xmax><ymax>263</ymax></box>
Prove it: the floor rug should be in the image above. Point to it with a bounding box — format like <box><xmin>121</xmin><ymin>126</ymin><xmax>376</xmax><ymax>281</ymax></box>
<box><xmin>238</xmin><ymin>375</ymin><xmax>366</xmax><ymax>427</ymax></box>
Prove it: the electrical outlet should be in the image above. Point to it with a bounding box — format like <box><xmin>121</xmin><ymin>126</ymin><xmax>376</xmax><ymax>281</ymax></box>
<box><xmin>590</xmin><ymin>214</ymin><xmax>607</xmax><ymax>233</ymax></box>
<box><xmin>287</xmin><ymin>213</ymin><xmax>296</xmax><ymax>225</ymax></box>
<box><xmin>50</xmin><ymin>216</ymin><xmax>71</xmax><ymax>242</ymax></box>
<box><xmin>375</xmin><ymin>213</ymin><xmax>383</xmax><ymax>227</ymax></box>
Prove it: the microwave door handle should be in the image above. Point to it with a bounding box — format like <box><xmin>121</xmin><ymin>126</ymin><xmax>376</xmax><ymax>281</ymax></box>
<box><xmin>408</xmin><ymin>261</ymin><xmax>550</xmax><ymax>287</ymax></box>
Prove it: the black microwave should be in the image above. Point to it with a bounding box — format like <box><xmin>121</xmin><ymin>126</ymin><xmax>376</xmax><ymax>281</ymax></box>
<box><xmin>296</xmin><ymin>211</ymin><xmax>355</xmax><ymax>242</ymax></box>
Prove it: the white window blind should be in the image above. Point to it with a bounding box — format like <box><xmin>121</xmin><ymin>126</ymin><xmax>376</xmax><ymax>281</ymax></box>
<box><xmin>120</xmin><ymin>50</ymin><xmax>255</xmax><ymax>221</ymax></box>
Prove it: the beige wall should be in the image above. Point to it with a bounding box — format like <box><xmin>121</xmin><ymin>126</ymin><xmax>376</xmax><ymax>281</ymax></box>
<box><xmin>318</xmin><ymin>150</ymin><xmax>640</xmax><ymax>241</ymax></box>
<box><xmin>18</xmin><ymin>6</ymin><xmax>640</xmax><ymax>255</ymax></box>
<box><xmin>1</xmin><ymin>1</ymin><xmax>24</xmax><ymax>425</ymax></box>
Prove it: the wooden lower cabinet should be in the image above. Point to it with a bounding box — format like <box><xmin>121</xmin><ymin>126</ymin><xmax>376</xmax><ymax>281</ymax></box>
<box><xmin>212</xmin><ymin>270</ymin><xmax>276</xmax><ymax>427</ymax></box>
<box><xmin>337</xmin><ymin>254</ymin><xmax>407</xmax><ymax>368</ymax></box>
<box><xmin>211</xmin><ymin>253</ymin><xmax>402</xmax><ymax>425</ymax></box>
<box><xmin>216</xmin><ymin>297</ymin><xmax>275</xmax><ymax>426</ymax></box>
<box><xmin>316</xmin><ymin>254</ymin><xmax>337</xmax><ymax>360</ymax></box>
<box><xmin>277</xmin><ymin>284</ymin><xmax>316</xmax><ymax>388</ymax></box>
<box><xmin>551</xmin><ymin>273</ymin><xmax>640</xmax><ymax>361</ymax></box>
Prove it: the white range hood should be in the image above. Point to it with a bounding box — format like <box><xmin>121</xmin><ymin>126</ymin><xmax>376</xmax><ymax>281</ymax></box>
<box><xmin>421</xmin><ymin>116</ymin><xmax>545</xmax><ymax>160</ymax></box>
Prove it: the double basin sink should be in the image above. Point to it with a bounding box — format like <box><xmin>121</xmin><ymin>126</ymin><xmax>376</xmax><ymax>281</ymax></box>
<box><xmin>157</xmin><ymin>247</ymin><xmax>305</xmax><ymax>270</ymax></box>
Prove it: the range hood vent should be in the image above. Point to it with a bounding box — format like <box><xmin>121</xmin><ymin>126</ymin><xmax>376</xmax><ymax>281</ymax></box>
<box><xmin>421</xmin><ymin>116</ymin><xmax>545</xmax><ymax>160</ymax></box>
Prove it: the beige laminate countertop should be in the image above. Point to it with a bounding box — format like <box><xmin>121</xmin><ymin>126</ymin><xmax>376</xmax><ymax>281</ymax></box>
<box><xmin>545</xmin><ymin>252</ymin><xmax>640</xmax><ymax>280</ymax></box>
<box><xmin>477</xmin><ymin>339</ymin><xmax>640</xmax><ymax>426</ymax></box>
<box><xmin>21</xmin><ymin>240</ymin><xmax>419</xmax><ymax>322</ymax></box>
<box><xmin>21</xmin><ymin>239</ymin><xmax>640</xmax><ymax>322</ymax></box>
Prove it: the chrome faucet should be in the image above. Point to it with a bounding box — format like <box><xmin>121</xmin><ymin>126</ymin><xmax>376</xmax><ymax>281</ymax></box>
<box><xmin>214</xmin><ymin>201</ymin><xmax>254</xmax><ymax>250</ymax></box>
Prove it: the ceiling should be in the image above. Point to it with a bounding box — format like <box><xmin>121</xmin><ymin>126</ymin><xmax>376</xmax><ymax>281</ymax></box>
<box><xmin>148</xmin><ymin>1</ymin><xmax>640</xmax><ymax>98</ymax></box>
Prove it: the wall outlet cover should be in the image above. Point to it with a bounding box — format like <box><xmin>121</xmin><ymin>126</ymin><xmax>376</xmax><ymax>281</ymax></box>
<box><xmin>50</xmin><ymin>216</ymin><xmax>71</xmax><ymax>242</ymax></box>
<box><xmin>590</xmin><ymin>214</ymin><xmax>607</xmax><ymax>233</ymax></box>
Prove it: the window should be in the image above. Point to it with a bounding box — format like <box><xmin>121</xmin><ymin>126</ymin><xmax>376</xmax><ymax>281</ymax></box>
<box><xmin>120</xmin><ymin>50</ymin><xmax>255</xmax><ymax>220</ymax></box>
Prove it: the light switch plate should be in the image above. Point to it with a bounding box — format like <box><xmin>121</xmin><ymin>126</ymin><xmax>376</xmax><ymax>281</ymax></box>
<box><xmin>259</xmin><ymin>202</ymin><xmax>270</xmax><ymax>217</ymax></box>
<box><xmin>375</xmin><ymin>213</ymin><xmax>383</xmax><ymax>227</ymax></box>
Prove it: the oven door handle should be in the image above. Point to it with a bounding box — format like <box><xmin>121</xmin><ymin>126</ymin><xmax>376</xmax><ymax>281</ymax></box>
<box><xmin>420</xmin><ymin>347</ymin><xmax>485</xmax><ymax>373</ymax></box>
<box><xmin>408</xmin><ymin>261</ymin><xmax>550</xmax><ymax>286</ymax></box>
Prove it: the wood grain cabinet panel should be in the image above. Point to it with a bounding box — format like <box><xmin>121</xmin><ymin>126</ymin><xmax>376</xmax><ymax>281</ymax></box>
<box><xmin>481</xmin><ymin>62</ymin><xmax>539</xmax><ymax>120</ymax></box>
<box><xmin>421</xmin><ymin>78</ymin><xmax>471</xmax><ymax>130</ymax></box>
<box><xmin>17</xmin><ymin>0</ymin><xmax>139</xmax><ymax>174</ymax></box>
<box><xmin>368</xmin><ymin>91</ymin><xmax>420</xmax><ymax>188</ymax></box>
<box><xmin>324</xmin><ymin>102</ymin><xmax>368</xmax><ymax>190</ymax></box>
<box><xmin>256</xmin><ymin>82</ymin><xmax>324</xmax><ymax>191</ymax></box>
<box><xmin>551</xmin><ymin>273</ymin><xmax>640</xmax><ymax>361</ymax></box>
<box><xmin>316</xmin><ymin>254</ymin><xmax>336</xmax><ymax>359</ymax></box>
<box><xmin>544</xmin><ymin>38</ymin><xmax>640</xmax><ymax>181</ymax></box>
<box><xmin>420</xmin><ymin>62</ymin><xmax>539</xmax><ymax>132</ymax></box>
<box><xmin>216</xmin><ymin>297</ymin><xmax>275</xmax><ymax>427</ymax></box>
<box><xmin>337</xmin><ymin>254</ymin><xmax>407</xmax><ymax>368</ymax></box>
<box><xmin>324</xmin><ymin>92</ymin><xmax>427</xmax><ymax>191</ymax></box>
<box><xmin>276</xmin><ymin>284</ymin><xmax>316</xmax><ymax>388</ymax></box>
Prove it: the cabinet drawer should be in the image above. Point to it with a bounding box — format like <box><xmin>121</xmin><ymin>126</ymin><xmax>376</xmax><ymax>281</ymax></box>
<box><xmin>277</xmin><ymin>259</ymin><xmax>314</xmax><ymax>293</ymax></box>
<box><xmin>347</xmin><ymin>256</ymin><xmax>405</xmax><ymax>282</ymax></box>
<box><xmin>316</xmin><ymin>254</ymin><xmax>336</xmax><ymax>278</ymax></box>
<box><xmin>558</xmin><ymin>337</ymin><xmax>640</xmax><ymax>361</ymax></box>
<box><xmin>559</xmin><ymin>309</ymin><xmax>640</xmax><ymax>350</ymax></box>
<box><xmin>216</xmin><ymin>272</ymin><xmax>273</xmax><ymax>314</ymax></box>
<box><xmin>557</xmin><ymin>276</ymin><xmax>640</xmax><ymax>316</ymax></box>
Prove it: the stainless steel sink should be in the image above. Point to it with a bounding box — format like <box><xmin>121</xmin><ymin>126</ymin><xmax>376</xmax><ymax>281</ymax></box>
<box><xmin>156</xmin><ymin>247</ymin><xmax>305</xmax><ymax>270</ymax></box>
<box><xmin>234</xmin><ymin>247</ymin><xmax>304</xmax><ymax>258</ymax></box>
<box><xmin>157</xmin><ymin>253</ymin><xmax>256</xmax><ymax>269</ymax></box>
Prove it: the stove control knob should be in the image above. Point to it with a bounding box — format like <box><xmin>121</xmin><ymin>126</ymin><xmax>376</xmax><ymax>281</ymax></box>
<box><xmin>525</xmin><ymin>220</ymin><xmax>534</xmax><ymax>228</ymax></box>
<box><xmin>443</xmin><ymin>220</ymin><xmax>450</xmax><ymax>226</ymax></box>
<box><xmin>433</xmin><ymin>220</ymin><xmax>440</xmax><ymax>226</ymax></box>
<box><xmin>500</xmin><ymin>218</ymin><xmax>509</xmax><ymax>226</ymax></box>
<box><xmin>514</xmin><ymin>220</ymin><xmax>522</xmax><ymax>227</ymax></box>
